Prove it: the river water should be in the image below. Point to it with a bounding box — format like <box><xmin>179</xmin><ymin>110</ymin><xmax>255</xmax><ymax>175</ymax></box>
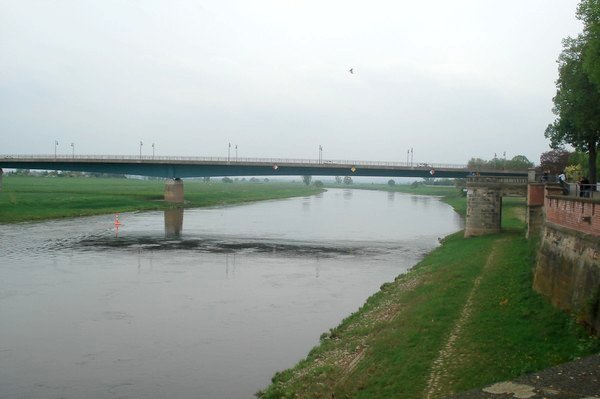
<box><xmin>0</xmin><ymin>188</ymin><xmax>462</xmax><ymax>399</ymax></box>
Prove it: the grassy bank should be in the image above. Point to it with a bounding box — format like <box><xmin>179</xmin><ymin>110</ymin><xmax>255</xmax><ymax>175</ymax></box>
<box><xmin>258</xmin><ymin>186</ymin><xmax>599</xmax><ymax>399</ymax></box>
<box><xmin>0</xmin><ymin>176</ymin><xmax>323</xmax><ymax>223</ymax></box>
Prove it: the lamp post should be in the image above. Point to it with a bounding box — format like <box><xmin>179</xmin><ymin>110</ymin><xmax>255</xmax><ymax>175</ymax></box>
<box><xmin>319</xmin><ymin>145</ymin><xmax>323</xmax><ymax>163</ymax></box>
<box><xmin>70</xmin><ymin>142</ymin><xmax>74</xmax><ymax>159</ymax></box>
<box><xmin>228</xmin><ymin>142</ymin><xmax>231</xmax><ymax>163</ymax></box>
<box><xmin>54</xmin><ymin>140</ymin><xmax>58</xmax><ymax>160</ymax></box>
<box><xmin>139</xmin><ymin>141</ymin><xmax>143</xmax><ymax>159</ymax></box>
<box><xmin>235</xmin><ymin>145</ymin><xmax>238</xmax><ymax>162</ymax></box>
<box><xmin>410</xmin><ymin>148</ymin><xmax>413</xmax><ymax>166</ymax></box>
<box><xmin>152</xmin><ymin>143</ymin><xmax>155</xmax><ymax>159</ymax></box>
<box><xmin>406</xmin><ymin>149</ymin><xmax>409</xmax><ymax>165</ymax></box>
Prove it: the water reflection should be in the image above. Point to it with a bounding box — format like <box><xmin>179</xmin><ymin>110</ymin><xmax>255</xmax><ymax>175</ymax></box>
<box><xmin>343</xmin><ymin>189</ymin><xmax>353</xmax><ymax>200</ymax></box>
<box><xmin>225</xmin><ymin>253</ymin><xmax>236</xmax><ymax>278</ymax></box>
<box><xmin>302</xmin><ymin>197</ymin><xmax>311</xmax><ymax>211</ymax></box>
<box><xmin>410</xmin><ymin>195</ymin><xmax>432</xmax><ymax>208</ymax></box>
<box><xmin>164</xmin><ymin>208</ymin><xmax>184</xmax><ymax>237</ymax></box>
<box><xmin>387</xmin><ymin>191</ymin><xmax>395</xmax><ymax>203</ymax></box>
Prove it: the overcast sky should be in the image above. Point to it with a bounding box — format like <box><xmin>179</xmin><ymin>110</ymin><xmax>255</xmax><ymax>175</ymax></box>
<box><xmin>0</xmin><ymin>0</ymin><xmax>583</xmax><ymax>165</ymax></box>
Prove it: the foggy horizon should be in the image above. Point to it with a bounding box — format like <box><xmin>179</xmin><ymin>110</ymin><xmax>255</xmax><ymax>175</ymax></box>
<box><xmin>0</xmin><ymin>1</ymin><xmax>583</xmax><ymax>165</ymax></box>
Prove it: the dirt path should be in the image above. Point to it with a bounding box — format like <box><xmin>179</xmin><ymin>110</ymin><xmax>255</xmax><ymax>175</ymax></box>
<box><xmin>424</xmin><ymin>241</ymin><xmax>501</xmax><ymax>399</ymax></box>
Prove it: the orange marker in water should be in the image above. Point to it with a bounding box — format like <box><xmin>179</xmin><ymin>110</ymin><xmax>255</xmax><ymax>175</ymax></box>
<box><xmin>114</xmin><ymin>213</ymin><xmax>122</xmax><ymax>226</ymax></box>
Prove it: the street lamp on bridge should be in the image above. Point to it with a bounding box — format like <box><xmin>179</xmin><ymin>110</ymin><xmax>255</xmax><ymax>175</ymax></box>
<box><xmin>152</xmin><ymin>143</ymin><xmax>155</xmax><ymax>159</ymax></box>
<box><xmin>54</xmin><ymin>140</ymin><xmax>58</xmax><ymax>160</ymax></box>
<box><xmin>319</xmin><ymin>145</ymin><xmax>323</xmax><ymax>163</ymax></box>
<box><xmin>139</xmin><ymin>141</ymin><xmax>143</xmax><ymax>159</ymax></box>
<box><xmin>70</xmin><ymin>142</ymin><xmax>74</xmax><ymax>159</ymax></box>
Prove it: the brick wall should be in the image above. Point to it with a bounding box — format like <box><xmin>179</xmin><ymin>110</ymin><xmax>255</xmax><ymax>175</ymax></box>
<box><xmin>545</xmin><ymin>196</ymin><xmax>600</xmax><ymax>236</ymax></box>
<box><xmin>527</xmin><ymin>183</ymin><xmax>545</xmax><ymax>206</ymax></box>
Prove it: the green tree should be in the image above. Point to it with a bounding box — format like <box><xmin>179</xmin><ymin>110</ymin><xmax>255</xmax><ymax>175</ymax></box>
<box><xmin>302</xmin><ymin>175</ymin><xmax>312</xmax><ymax>186</ymax></box>
<box><xmin>387</xmin><ymin>179</ymin><xmax>396</xmax><ymax>186</ymax></box>
<box><xmin>467</xmin><ymin>158</ymin><xmax>491</xmax><ymax>170</ymax></box>
<box><xmin>504</xmin><ymin>155</ymin><xmax>534</xmax><ymax>170</ymax></box>
<box><xmin>343</xmin><ymin>176</ymin><xmax>353</xmax><ymax>185</ymax></box>
<box><xmin>569</xmin><ymin>150</ymin><xmax>600</xmax><ymax>178</ymax></box>
<box><xmin>313</xmin><ymin>180</ymin><xmax>324</xmax><ymax>188</ymax></box>
<box><xmin>579</xmin><ymin>0</ymin><xmax>600</xmax><ymax>86</ymax></box>
<box><xmin>540</xmin><ymin>149</ymin><xmax>572</xmax><ymax>174</ymax></box>
<box><xmin>545</xmin><ymin>33</ymin><xmax>600</xmax><ymax>184</ymax></box>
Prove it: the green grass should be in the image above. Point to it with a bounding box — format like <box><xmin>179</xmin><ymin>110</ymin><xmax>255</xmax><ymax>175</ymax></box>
<box><xmin>257</xmin><ymin>186</ymin><xmax>599</xmax><ymax>399</ymax></box>
<box><xmin>0</xmin><ymin>176</ymin><xmax>323</xmax><ymax>223</ymax></box>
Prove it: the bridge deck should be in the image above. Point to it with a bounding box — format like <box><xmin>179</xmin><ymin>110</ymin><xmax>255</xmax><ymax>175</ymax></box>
<box><xmin>0</xmin><ymin>155</ymin><xmax>529</xmax><ymax>179</ymax></box>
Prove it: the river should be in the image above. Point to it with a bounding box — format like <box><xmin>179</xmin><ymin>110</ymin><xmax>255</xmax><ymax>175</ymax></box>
<box><xmin>0</xmin><ymin>188</ymin><xmax>462</xmax><ymax>398</ymax></box>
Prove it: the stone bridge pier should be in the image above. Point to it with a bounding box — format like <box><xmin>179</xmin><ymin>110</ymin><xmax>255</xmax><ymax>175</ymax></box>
<box><xmin>164</xmin><ymin>178</ymin><xmax>184</xmax><ymax>203</ymax></box>
<box><xmin>465</xmin><ymin>176</ymin><xmax>529</xmax><ymax>237</ymax></box>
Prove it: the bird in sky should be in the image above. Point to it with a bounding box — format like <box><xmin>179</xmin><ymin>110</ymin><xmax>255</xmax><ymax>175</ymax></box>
<box><xmin>349</xmin><ymin>68</ymin><xmax>354</xmax><ymax>74</ymax></box>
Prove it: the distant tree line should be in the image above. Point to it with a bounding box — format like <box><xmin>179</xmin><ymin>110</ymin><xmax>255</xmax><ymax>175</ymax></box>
<box><xmin>220</xmin><ymin>177</ymin><xmax>270</xmax><ymax>183</ymax></box>
<box><xmin>466</xmin><ymin>155</ymin><xmax>534</xmax><ymax>171</ymax></box>
<box><xmin>9</xmin><ymin>169</ymin><xmax>127</xmax><ymax>178</ymax></box>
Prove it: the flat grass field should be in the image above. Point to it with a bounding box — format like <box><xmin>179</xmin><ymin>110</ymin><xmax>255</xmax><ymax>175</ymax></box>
<box><xmin>0</xmin><ymin>176</ymin><xmax>323</xmax><ymax>223</ymax></box>
<box><xmin>258</xmin><ymin>185</ymin><xmax>600</xmax><ymax>399</ymax></box>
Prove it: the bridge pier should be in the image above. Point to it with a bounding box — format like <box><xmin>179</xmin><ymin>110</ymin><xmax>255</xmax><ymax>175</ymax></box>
<box><xmin>465</xmin><ymin>186</ymin><xmax>502</xmax><ymax>237</ymax></box>
<box><xmin>164</xmin><ymin>178</ymin><xmax>184</xmax><ymax>204</ymax></box>
<box><xmin>464</xmin><ymin>176</ymin><xmax>528</xmax><ymax>237</ymax></box>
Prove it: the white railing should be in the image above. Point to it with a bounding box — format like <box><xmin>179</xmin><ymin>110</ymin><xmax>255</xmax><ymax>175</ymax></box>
<box><xmin>1</xmin><ymin>154</ymin><xmax>471</xmax><ymax>170</ymax></box>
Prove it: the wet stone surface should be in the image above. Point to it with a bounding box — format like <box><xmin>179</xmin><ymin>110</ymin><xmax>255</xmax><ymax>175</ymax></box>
<box><xmin>449</xmin><ymin>353</ymin><xmax>600</xmax><ymax>399</ymax></box>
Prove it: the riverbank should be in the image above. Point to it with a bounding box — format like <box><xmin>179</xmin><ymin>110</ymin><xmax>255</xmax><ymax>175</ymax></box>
<box><xmin>257</xmin><ymin>186</ymin><xmax>599</xmax><ymax>399</ymax></box>
<box><xmin>0</xmin><ymin>176</ymin><xmax>323</xmax><ymax>223</ymax></box>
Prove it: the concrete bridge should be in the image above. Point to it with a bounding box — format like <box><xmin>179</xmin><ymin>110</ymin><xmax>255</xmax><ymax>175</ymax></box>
<box><xmin>0</xmin><ymin>154</ymin><xmax>530</xmax><ymax>234</ymax></box>
<box><xmin>0</xmin><ymin>154</ymin><xmax>526</xmax><ymax>180</ymax></box>
<box><xmin>0</xmin><ymin>154</ymin><xmax>527</xmax><ymax>199</ymax></box>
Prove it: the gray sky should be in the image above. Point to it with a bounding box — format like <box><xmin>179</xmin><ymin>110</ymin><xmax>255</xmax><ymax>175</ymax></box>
<box><xmin>0</xmin><ymin>0</ymin><xmax>582</xmax><ymax>165</ymax></box>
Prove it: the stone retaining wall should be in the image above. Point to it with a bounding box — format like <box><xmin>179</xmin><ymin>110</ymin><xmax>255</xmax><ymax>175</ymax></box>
<box><xmin>533</xmin><ymin>193</ymin><xmax>600</xmax><ymax>334</ymax></box>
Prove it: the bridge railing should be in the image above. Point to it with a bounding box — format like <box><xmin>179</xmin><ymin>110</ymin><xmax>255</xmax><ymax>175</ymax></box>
<box><xmin>1</xmin><ymin>154</ymin><xmax>470</xmax><ymax>170</ymax></box>
<box><xmin>467</xmin><ymin>176</ymin><xmax>529</xmax><ymax>184</ymax></box>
